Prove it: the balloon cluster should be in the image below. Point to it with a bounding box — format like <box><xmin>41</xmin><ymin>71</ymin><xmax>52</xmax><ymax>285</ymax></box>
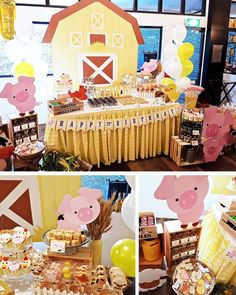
<box><xmin>4</xmin><ymin>18</ymin><xmax>49</xmax><ymax>85</ymax></box>
<box><xmin>161</xmin><ymin>25</ymin><xmax>195</xmax><ymax>100</ymax></box>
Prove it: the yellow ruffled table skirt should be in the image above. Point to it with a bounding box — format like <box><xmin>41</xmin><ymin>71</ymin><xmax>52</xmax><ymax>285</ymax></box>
<box><xmin>45</xmin><ymin>104</ymin><xmax>181</xmax><ymax>166</ymax></box>
<box><xmin>198</xmin><ymin>211</ymin><xmax>236</xmax><ymax>285</ymax></box>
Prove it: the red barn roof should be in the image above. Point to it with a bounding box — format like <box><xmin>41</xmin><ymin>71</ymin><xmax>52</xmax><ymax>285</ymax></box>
<box><xmin>42</xmin><ymin>0</ymin><xmax>144</xmax><ymax>44</ymax></box>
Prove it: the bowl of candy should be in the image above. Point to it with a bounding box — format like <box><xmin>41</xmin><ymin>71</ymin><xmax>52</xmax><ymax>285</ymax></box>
<box><xmin>14</xmin><ymin>140</ymin><xmax>46</xmax><ymax>160</ymax></box>
<box><xmin>172</xmin><ymin>259</ymin><xmax>215</xmax><ymax>295</ymax></box>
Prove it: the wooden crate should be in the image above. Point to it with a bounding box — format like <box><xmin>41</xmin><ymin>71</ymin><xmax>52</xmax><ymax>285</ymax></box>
<box><xmin>170</xmin><ymin>136</ymin><xmax>205</xmax><ymax>166</ymax></box>
<box><xmin>43</xmin><ymin>246</ymin><xmax>93</xmax><ymax>268</ymax></box>
<box><xmin>0</xmin><ymin>120</ymin><xmax>10</xmax><ymax>138</ymax></box>
<box><xmin>8</xmin><ymin>113</ymin><xmax>39</xmax><ymax>147</ymax></box>
<box><xmin>164</xmin><ymin>220</ymin><xmax>202</xmax><ymax>274</ymax></box>
<box><xmin>48</xmin><ymin>98</ymin><xmax>84</xmax><ymax>116</ymax></box>
<box><xmin>219</xmin><ymin>211</ymin><xmax>236</xmax><ymax>237</ymax></box>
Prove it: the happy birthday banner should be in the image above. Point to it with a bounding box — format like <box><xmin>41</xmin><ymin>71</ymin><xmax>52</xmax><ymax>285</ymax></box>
<box><xmin>48</xmin><ymin>107</ymin><xmax>180</xmax><ymax>132</ymax></box>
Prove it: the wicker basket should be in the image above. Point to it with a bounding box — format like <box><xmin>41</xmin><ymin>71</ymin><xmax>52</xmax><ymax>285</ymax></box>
<box><xmin>14</xmin><ymin>141</ymin><xmax>46</xmax><ymax>160</ymax></box>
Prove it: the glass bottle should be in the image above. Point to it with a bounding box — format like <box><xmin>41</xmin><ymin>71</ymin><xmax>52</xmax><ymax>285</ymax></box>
<box><xmin>0</xmin><ymin>0</ymin><xmax>16</xmax><ymax>40</ymax></box>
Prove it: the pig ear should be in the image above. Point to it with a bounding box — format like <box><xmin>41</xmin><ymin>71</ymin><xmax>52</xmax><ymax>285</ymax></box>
<box><xmin>224</xmin><ymin>110</ymin><xmax>234</xmax><ymax>126</ymax></box>
<box><xmin>154</xmin><ymin>176</ymin><xmax>177</xmax><ymax>200</ymax></box>
<box><xmin>194</xmin><ymin>176</ymin><xmax>209</xmax><ymax>185</ymax></box>
<box><xmin>58</xmin><ymin>194</ymin><xmax>72</xmax><ymax>213</ymax></box>
<box><xmin>0</xmin><ymin>83</ymin><xmax>13</xmax><ymax>98</ymax></box>
<box><xmin>79</xmin><ymin>187</ymin><xmax>102</xmax><ymax>201</ymax></box>
<box><xmin>204</xmin><ymin>106</ymin><xmax>218</xmax><ymax>118</ymax></box>
<box><xmin>18</xmin><ymin>76</ymin><xmax>35</xmax><ymax>84</ymax></box>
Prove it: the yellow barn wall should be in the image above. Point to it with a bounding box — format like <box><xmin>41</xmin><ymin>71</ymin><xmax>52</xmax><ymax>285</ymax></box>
<box><xmin>51</xmin><ymin>2</ymin><xmax>139</xmax><ymax>87</ymax></box>
<box><xmin>211</xmin><ymin>176</ymin><xmax>235</xmax><ymax>195</ymax></box>
<box><xmin>33</xmin><ymin>175</ymin><xmax>82</xmax><ymax>241</ymax></box>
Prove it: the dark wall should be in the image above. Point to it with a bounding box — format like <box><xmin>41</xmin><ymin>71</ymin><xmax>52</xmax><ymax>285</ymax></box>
<box><xmin>201</xmin><ymin>0</ymin><xmax>231</xmax><ymax>105</ymax></box>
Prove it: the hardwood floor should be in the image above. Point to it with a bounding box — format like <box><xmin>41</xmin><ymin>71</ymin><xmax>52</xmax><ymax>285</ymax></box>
<box><xmin>40</xmin><ymin>125</ymin><xmax>236</xmax><ymax>172</ymax></box>
<box><xmin>92</xmin><ymin>149</ymin><xmax>236</xmax><ymax>171</ymax></box>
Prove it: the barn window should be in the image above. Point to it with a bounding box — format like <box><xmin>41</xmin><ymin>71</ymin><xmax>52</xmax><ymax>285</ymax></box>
<box><xmin>91</xmin><ymin>13</ymin><xmax>104</xmax><ymax>30</ymax></box>
<box><xmin>90</xmin><ymin>34</ymin><xmax>106</xmax><ymax>45</ymax></box>
<box><xmin>70</xmin><ymin>32</ymin><xmax>83</xmax><ymax>47</ymax></box>
<box><xmin>112</xmin><ymin>33</ymin><xmax>124</xmax><ymax>48</ymax></box>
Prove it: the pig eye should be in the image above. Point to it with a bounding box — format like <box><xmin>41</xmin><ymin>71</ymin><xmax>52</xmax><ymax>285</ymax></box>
<box><xmin>194</xmin><ymin>187</ymin><xmax>198</xmax><ymax>191</ymax></box>
<box><xmin>74</xmin><ymin>211</ymin><xmax>77</xmax><ymax>214</ymax></box>
<box><xmin>25</xmin><ymin>89</ymin><xmax>28</xmax><ymax>91</ymax></box>
<box><xmin>219</xmin><ymin>126</ymin><xmax>221</xmax><ymax>128</ymax></box>
<box><xmin>207</xmin><ymin>124</ymin><xmax>209</xmax><ymax>126</ymax></box>
<box><xmin>13</xmin><ymin>96</ymin><xmax>16</xmax><ymax>98</ymax></box>
<box><xmin>89</xmin><ymin>205</ymin><xmax>92</xmax><ymax>208</ymax></box>
<box><xmin>175</xmin><ymin>198</ymin><xmax>179</xmax><ymax>202</ymax></box>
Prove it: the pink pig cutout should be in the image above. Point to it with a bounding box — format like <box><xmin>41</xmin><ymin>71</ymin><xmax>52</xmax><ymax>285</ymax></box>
<box><xmin>0</xmin><ymin>76</ymin><xmax>41</xmax><ymax>116</ymax></box>
<box><xmin>203</xmin><ymin>137</ymin><xmax>225</xmax><ymax>162</ymax></box>
<box><xmin>57</xmin><ymin>187</ymin><xmax>101</xmax><ymax>232</ymax></box>
<box><xmin>202</xmin><ymin>106</ymin><xmax>234</xmax><ymax>138</ymax></box>
<box><xmin>154</xmin><ymin>176</ymin><xmax>209</xmax><ymax>228</ymax></box>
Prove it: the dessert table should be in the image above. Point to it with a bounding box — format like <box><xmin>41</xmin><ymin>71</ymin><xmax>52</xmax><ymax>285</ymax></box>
<box><xmin>45</xmin><ymin>102</ymin><xmax>181</xmax><ymax>167</ymax></box>
<box><xmin>198</xmin><ymin>205</ymin><xmax>236</xmax><ymax>285</ymax></box>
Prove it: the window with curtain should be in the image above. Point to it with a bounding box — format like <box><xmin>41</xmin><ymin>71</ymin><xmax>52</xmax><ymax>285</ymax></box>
<box><xmin>185</xmin><ymin>28</ymin><xmax>205</xmax><ymax>83</ymax></box>
<box><xmin>137</xmin><ymin>0</ymin><xmax>158</xmax><ymax>12</ymax></box>
<box><xmin>230</xmin><ymin>2</ymin><xmax>236</xmax><ymax>17</ymax></box>
<box><xmin>162</xmin><ymin>0</ymin><xmax>181</xmax><ymax>13</ymax></box>
<box><xmin>138</xmin><ymin>27</ymin><xmax>162</xmax><ymax>71</ymax></box>
<box><xmin>111</xmin><ymin>0</ymin><xmax>134</xmax><ymax>10</ymax></box>
<box><xmin>81</xmin><ymin>176</ymin><xmax>127</xmax><ymax>200</ymax></box>
<box><xmin>15</xmin><ymin>0</ymin><xmax>46</xmax><ymax>4</ymax></box>
<box><xmin>49</xmin><ymin>0</ymin><xmax>78</xmax><ymax>5</ymax></box>
<box><xmin>185</xmin><ymin>0</ymin><xmax>203</xmax><ymax>15</ymax></box>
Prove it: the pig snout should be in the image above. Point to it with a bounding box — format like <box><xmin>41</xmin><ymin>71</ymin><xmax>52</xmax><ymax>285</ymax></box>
<box><xmin>207</xmin><ymin>146</ymin><xmax>217</xmax><ymax>154</ymax></box>
<box><xmin>206</xmin><ymin>124</ymin><xmax>220</xmax><ymax>137</ymax></box>
<box><xmin>179</xmin><ymin>190</ymin><xmax>197</xmax><ymax>209</ymax></box>
<box><xmin>16</xmin><ymin>91</ymin><xmax>29</xmax><ymax>103</ymax></box>
<box><xmin>77</xmin><ymin>207</ymin><xmax>93</xmax><ymax>222</ymax></box>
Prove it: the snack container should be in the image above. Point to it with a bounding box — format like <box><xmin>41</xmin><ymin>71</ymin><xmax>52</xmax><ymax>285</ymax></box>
<box><xmin>48</xmin><ymin>98</ymin><xmax>84</xmax><ymax>116</ymax></box>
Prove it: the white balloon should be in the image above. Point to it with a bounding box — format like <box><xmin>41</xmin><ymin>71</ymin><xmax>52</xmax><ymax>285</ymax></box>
<box><xmin>4</xmin><ymin>39</ymin><xmax>25</xmax><ymax>63</ymax></box>
<box><xmin>164</xmin><ymin>43</ymin><xmax>178</xmax><ymax>60</ymax></box>
<box><xmin>176</xmin><ymin>77</ymin><xmax>191</xmax><ymax>92</ymax></box>
<box><xmin>15</xmin><ymin>17</ymin><xmax>34</xmax><ymax>41</ymax></box>
<box><xmin>32</xmin><ymin>60</ymin><xmax>48</xmax><ymax>81</ymax></box>
<box><xmin>156</xmin><ymin>71</ymin><xmax>165</xmax><ymax>85</ymax></box>
<box><xmin>125</xmin><ymin>176</ymin><xmax>135</xmax><ymax>191</ymax></box>
<box><xmin>163</xmin><ymin>58</ymin><xmax>182</xmax><ymax>80</ymax></box>
<box><xmin>172</xmin><ymin>25</ymin><xmax>187</xmax><ymax>46</ymax></box>
<box><xmin>121</xmin><ymin>190</ymin><xmax>135</xmax><ymax>233</ymax></box>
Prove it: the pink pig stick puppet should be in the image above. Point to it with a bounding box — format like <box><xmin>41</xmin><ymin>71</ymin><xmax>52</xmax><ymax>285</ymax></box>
<box><xmin>0</xmin><ymin>76</ymin><xmax>40</xmax><ymax>116</ymax></box>
<box><xmin>203</xmin><ymin>137</ymin><xmax>225</xmax><ymax>162</ymax></box>
<box><xmin>202</xmin><ymin>106</ymin><xmax>234</xmax><ymax>139</ymax></box>
<box><xmin>154</xmin><ymin>176</ymin><xmax>209</xmax><ymax>228</ymax></box>
<box><xmin>57</xmin><ymin>187</ymin><xmax>101</xmax><ymax>231</ymax></box>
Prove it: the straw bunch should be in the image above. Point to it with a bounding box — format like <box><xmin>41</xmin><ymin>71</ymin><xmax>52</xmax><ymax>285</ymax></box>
<box><xmin>87</xmin><ymin>192</ymin><xmax>116</xmax><ymax>240</ymax></box>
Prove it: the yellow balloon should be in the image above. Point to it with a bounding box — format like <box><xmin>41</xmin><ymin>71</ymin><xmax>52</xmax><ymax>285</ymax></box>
<box><xmin>181</xmin><ymin>60</ymin><xmax>194</xmax><ymax>77</ymax></box>
<box><xmin>160</xmin><ymin>78</ymin><xmax>175</xmax><ymax>86</ymax></box>
<box><xmin>178</xmin><ymin>43</ymin><xmax>194</xmax><ymax>61</ymax></box>
<box><xmin>15</xmin><ymin>62</ymin><xmax>34</xmax><ymax>78</ymax></box>
<box><xmin>110</xmin><ymin>239</ymin><xmax>135</xmax><ymax>277</ymax></box>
